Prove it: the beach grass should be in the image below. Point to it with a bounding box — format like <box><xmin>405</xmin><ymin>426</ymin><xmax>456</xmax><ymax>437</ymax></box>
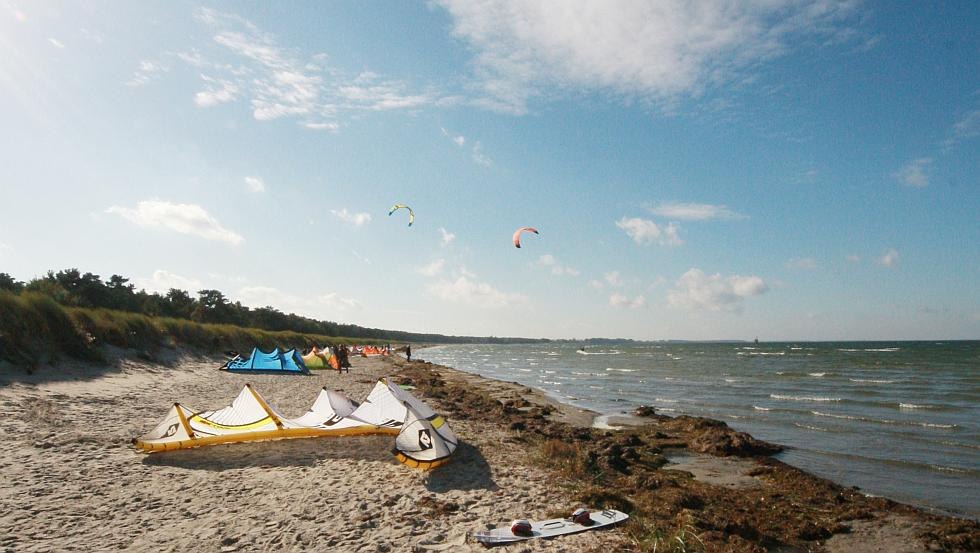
<box><xmin>0</xmin><ymin>290</ymin><xmax>374</xmax><ymax>367</ymax></box>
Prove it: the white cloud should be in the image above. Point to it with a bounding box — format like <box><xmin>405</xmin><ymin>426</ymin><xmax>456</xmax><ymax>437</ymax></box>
<box><xmin>194</xmin><ymin>77</ymin><xmax>239</xmax><ymax>107</ymax></box>
<box><xmin>845</xmin><ymin>254</ymin><xmax>861</xmax><ymax>263</ymax></box>
<box><xmin>318</xmin><ymin>292</ymin><xmax>362</xmax><ymax>310</ymax></box>
<box><xmin>303</xmin><ymin>121</ymin><xmax>340</xmax><ymax>131</ymax></box>
<box><xmin>667</xmin><ymin>268</ymin><xmax>768</xmax><ymax>312</ymax></box>
<box><xmin>876</xmin><ymin>248</ymin><xmax>899</xmax><ymax>268</ymax></box>
<box><xmin>441</xmin><ymin>127</ymin><xmax>466</xmax><ymax>146</ymax></box>
<box><xmin>537</xmin><ymin>254</ymin><xmax>579</xmax><ymax>277</ymax></box>
<box><xmin>244</xmin><ymin>176</ymin><xmax>265</xmax><ymax>193</ymax></box>
<box><xmin>587</xmin><ymin>279</ymin><xmax>604</xmax><ymax>291</ymax></box>
<box><xmin>127</xmin><ymin>60</ymin><xmax>170</xmax><ymax>87</ymax></box>
<box><xmin>134</xmin><ymin>270</ymin><xmax>203</xmax><ymax>294</ymax></box>
<box><xmin>106</xmin><ymin>200</ymin><xmax>244</xmax><ymax>245</ymax></box>
<box><xmin>427</xmin><ymin>273</ymin><xmax>526</xmax><ymax>308</ymax></box>
<box><xmin>649</xmin><ymin>202</ymin><xmax>744</xmax><ymax>221</ymax></box>
<box><xmin>139</xmin><ymin>8</ymin><xmax>446</xmax><ymax>128</ymax></box>
<box><xmin>893</xmin><ymin>158</ymin><xmax>931</xmax><ymax>187</ymax></box>
<box><xmin>786</xmin><ymin>257</ymin><xmax>817</xmax><ymax>270</ymax></box>
<box><xmin>472</xmin><ymin>141</ymin><xmax>493</xmax><ymax>167</ymax></box>
<box><xmin>604</xmin><ymin>270</ymin><xmax>623</xmax><ymax>287</ymax></box>
<box><xmin>438</xmin><ymin>227</ymin><xmax>456</xmax><ymax>246</ymax></box>
<box><xmin>436</xmin><ymin>0</ymin><xmax>859</xmax><ymax>114</ymax></box>
<box><xmin>616</xmin><ymin>217</ymin><xmax>682</xmax><ymax>246</ymax></box>
<box><xmin>331</xmin><ymin>208</ymin><xmax>372</xmax><ymax>227</ymax></box>
<box><xmin>416</xmin><ymin>259</ymin><xmax>446</xmax><ymax>277</ymax></box>
<box><xmin>609</xmin><ymin>293</ymin><xmax>646</xmax><ymax>309</ymax></box>
<box><xmin>948</xmin><ymin>109</ymin><xmax>980</xmax><ymax>145</ymax></box>
<box><xmin>48</xmin><ymin>38</ymin><xmax>65</xmax><ymax>49</ymax></box>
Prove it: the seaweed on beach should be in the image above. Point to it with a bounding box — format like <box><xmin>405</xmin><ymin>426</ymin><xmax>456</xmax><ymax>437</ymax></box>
<box><xmin>390</xmin><ymin>358</ymin><xmax>980</xmax><ymax>552</ymax></box>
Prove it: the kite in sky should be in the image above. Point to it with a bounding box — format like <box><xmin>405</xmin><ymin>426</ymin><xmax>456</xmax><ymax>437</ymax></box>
<box><xmin>512</xmin><ymin>227</ymin><xmax>539</xmax><ymax>248</ymax></box>
<box><xmin>388</xmin><ymin>204</ymin><xmax>414</xmax><ymax>227</ymax></box>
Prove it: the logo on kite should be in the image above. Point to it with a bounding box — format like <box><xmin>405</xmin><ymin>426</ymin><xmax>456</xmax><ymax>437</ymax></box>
<box><xmin>164</xmin><ymin>423</ymin><xmax>179</xmax><ymax>438</ymax></box>
<box><xmin>512</xmin><ymin>227</ymin><xmax>539</xmax><ymax>248</ymax></box>
<box><xmin>418</xmin><ymin>429</ymin><xmax>433</xmax><ymax>450</ymax></box>
<box><xmin>388</xmin><ymin>204</ymin><xmax>414</xmax><ymax>227</ymax></box>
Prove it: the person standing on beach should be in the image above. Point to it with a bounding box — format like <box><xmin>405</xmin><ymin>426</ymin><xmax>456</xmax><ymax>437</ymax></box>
<box><xmin>406</xmin><ymin>345</ymin><xmax>411</xmax><ymax>362</ymax></box>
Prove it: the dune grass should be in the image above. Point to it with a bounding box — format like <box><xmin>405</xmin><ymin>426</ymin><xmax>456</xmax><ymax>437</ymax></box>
<box><xmin>0</xmin><ymin>290</ymin><xmax>371</xmax><ymax>367</ymax></box>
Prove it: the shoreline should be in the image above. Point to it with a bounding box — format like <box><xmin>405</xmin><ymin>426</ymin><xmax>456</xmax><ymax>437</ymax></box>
<box><xmin>0</xmin><ymin>349</ymin><xmax>976</xmax><ymax>551</ymax></box>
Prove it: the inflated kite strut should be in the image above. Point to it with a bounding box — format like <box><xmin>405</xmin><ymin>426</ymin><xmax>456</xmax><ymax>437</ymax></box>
<box><xmin>132</xmin><ymin>378</ymin><xmax>457</xmax><ymax>470</ymax></box>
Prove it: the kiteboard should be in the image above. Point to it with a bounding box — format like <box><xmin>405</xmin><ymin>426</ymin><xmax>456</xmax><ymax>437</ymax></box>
<box><xmin>473</xmin><ymin>509</ymin><xmax>628</xmax><ymax>545</ymax></box>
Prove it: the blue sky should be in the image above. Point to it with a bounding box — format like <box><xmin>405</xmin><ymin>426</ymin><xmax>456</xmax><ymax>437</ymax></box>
<box><xmin>1</xmin><ymin>1</ymin><xmax>977</xmax><ymax>340</ymax></box>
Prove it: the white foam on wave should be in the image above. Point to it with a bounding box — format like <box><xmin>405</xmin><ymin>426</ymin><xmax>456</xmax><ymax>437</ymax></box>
<box><xmin>899</xmin><ymin>403</ymin><xmax>933</xmax><ymax>410</ymax></box>
<box><xmin>753</xmin><ymin>405</ymin><xmax>771</xmax><ymax>411</ymax></box>
<box><xmin>606</xmin><ymin>368</ymin><xmax>636</xmax><ymax>372</ymax></box>
<box><xmin>724</xmin><ymin>378</ymin><xmax>738</xmax><ymax>383</ymax></box>
<box><xmin>794</xmin><ymin>422</ymin><xmax>829</xmax><ymax>432</ymax></box>
<box><xmin>839</xmin><ymin>347</ymin><xmax>900</xmax><ymax>352</ymax></box>
<box><xmin>737</xmin><ymin>351</ymin><xmax>785</xmax><ymax>356</ymax></box>
<box><xmin>771</xmin><ymin>394</ymin><xmax>841</xmax><ymax>402</ymax></box>
<box><xmin>850</xmin><ymin>378</ymin><xmax>896</xmax><ymax>384</ymax></box>
<box><xmin>654</xmin><ymin>398</ymin><xmax>678</xmax><ymax>404</ymax></box>
<box><xmin>809</xmin><ymin>372</ymin><xmax>827</xmax><ymax>377</ymax></box>
<box><xmin>811</xmin><ymin>411</ymin><xmax>957</xmax><ymax>429</ymax></box>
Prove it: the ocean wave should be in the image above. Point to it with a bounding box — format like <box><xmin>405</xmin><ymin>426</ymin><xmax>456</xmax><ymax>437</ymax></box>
<box><xmin>724</xmin><ymin>378</ymin><xmax>739</xmax><ymax>383</ymax></box>
<box><xmin>606</xmin><ymin>368</ymin><xmax>636</xmax><ymax>372</ymax></box>
<box><xmin>737</xmin><ymin>351</ymin><xmax>786</xmax><ymax>356</ymax></box>
<box><xmin>771</xmin><ymin>394</ymin><xmax>841</xmax><ymax>402</ymax></box>
<box><xmin>576</xmin><ymin>350</ymin><xmax>622</xmax><ymax>355</ymax></box>
<box><xmin>811</xmin><ymin>411</ymin><xmax>957</xmax><ymax>429</ymax></box>
<box><xmin>838</xmin><ymin>347</ymin><xmax>900</xmax><ymax>352</ymax></box>
<box><xmin>794</xmin><ymin>422</ymin><xmax>829</xmax><ymax>432</ymax></box>
<box><xmin>753</xmin><ymin>405</ymin><xmax>771</xmax><ymax>411</ymax></box>
<box><xmin>808</xmin><ymin>372</ymin><xmax>827</xmax><ymax>377</ymax></box>
<box><xmin>899</xmin><ymin>403</ymin><xmax>934</xmax><ymax>410</ymax></box>
<box><xmin>849</xmin><ymin>378</ymin><xmax>896</xmax><ymax>384</ymax></box>
<box><xmin>654</xmin><ymin>398</ymin><xmax>678</xmax><ymax>404</ymax></box>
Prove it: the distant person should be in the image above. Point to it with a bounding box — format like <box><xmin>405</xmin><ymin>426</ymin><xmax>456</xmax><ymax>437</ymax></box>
<box><xmin>406</xmin><ymin>345</ymin><xmax>411</xmax><ymax>362</ymax></box>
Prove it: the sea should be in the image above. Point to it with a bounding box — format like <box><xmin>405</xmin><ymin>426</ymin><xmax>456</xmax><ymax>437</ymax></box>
<box><xmin>419</xmin><ymin>341</ymin><xmax>979</xmax><ymax>519</ymax></box>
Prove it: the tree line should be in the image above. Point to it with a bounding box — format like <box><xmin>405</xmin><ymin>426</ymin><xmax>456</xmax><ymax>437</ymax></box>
<box><xmin>0</xmin><ymin>269</ymin><xmax>545</xmax><ymax>345</ymax></box>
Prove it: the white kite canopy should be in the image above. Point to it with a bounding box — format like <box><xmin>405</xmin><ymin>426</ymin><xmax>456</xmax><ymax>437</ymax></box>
<box><xmin>133</xmin><ymin>379</ymin><xmax>457</xmax><ymax>469</ymax></box>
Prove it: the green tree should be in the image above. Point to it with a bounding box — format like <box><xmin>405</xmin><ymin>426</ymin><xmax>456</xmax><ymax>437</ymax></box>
<box><xmin>0</xmin><ymin>273</ymin><xmax>23</xmax><ymax>292</ymax></box>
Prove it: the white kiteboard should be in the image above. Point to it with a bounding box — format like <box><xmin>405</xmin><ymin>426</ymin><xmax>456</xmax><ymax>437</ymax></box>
<box><xmin>473</xmin><ymin>509</ymin><xmax>628</xmax><ymax>545</ymax></box>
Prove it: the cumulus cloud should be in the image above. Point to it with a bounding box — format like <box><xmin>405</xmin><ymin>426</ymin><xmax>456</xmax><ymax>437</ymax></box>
<box><xmin>106</xmin><ymin>200</ymin><xmax>244</xmax><ymax>245</ymax></box>
<box><xmin>234</xmin><ymin>285</ymin><xmax>361</xmax><ymax>314</ymax></box>
<box><xmin>616</xmin><ymin>217</ymin><xmax>682</xmax><ymax>246</ymax></box>
<box><xmin>667</xmin><ymin>268</ymin><xmax>768</xmax><ymax>312</ymax></box>
<box><xmin>427</xmin><ymin>273</ymin><xmax>526</xmax><ymax>308</ymax></box>
<box><xmin>472</xmin><ymin>141</ymin><xmax>493</xmax><ymax>167</ymax></box>
<box><xmin>194</xmin><ymin>77</ymin><xmax>239</xmax><ymax>107</ymax></box>
<box><xmin>416</xmin><ymin>259</ymin><xmax>446</xmax><ymax>277</ymax></box>
<box><xmin>786</xmin><ymin>257</ymin><xmax>817</xmax><ymax>270</ymax></box>
<box><xmin>438</xmin><ymin>227</ymin><xmax>456</xmax><ymax>246</ymax></box>
<box><xmin>876</xmin><ymin>248</ymin><xmax>899</xmax><ymax>268</ymax></box>
<box><xmin>133</xmin><ymin>270</ymin><xmax>203</xmax><ymax>294</ymax></box>
<box><xmin>441</xmin><ymin>127</ymin><xmax>466</xmax><ymax>146</ymax></box>
<box><xmin>331</xmin><ymin>208</ymin><xmax>372</xmax><ymax>227</ymax></box>
<box><xmin>127</xmin><ymin>60</ymin><xmax>170</xmax><ymax>87</ymax></box>
<box><xmin>893</xmin><ymin>158</ymin><xmax>931</xmax><ymax>187</ymax></box>
<box><xmin>48</xmin><ymin>38</ymin><xmax>65</xmax><ymax>49</ymax></box>
<box><xmin>845</xmin><ymin>254</ymin><xmax>861</xmax><ymax>263</ymax></box>
<box><xmin>610</xmin><ymin>293</ymin><xmax>646</xmax><ymax>309</ymax></box>
<box><xmin>244</xmin><ymin>176</ymin><xmax>265</xmax><ymax>193</ymax></box>
<box><xmin>317</xmin><ymin>292</ymin><xmax>362</xmax><ymax>310</ymax></box>
<box><xmin>537</xmin><ymin>254</ymin><xmax>580</xmax><ymax>277</ymax></box>
<box><xmin>649</xmin><ymin>202</ymin><xmax>744</xmax><ymax>221</ymax></box>
<box><xmin>435</xmin><ymin>0</ymin><xmax>860</xmax><ymax>113</ymax></box>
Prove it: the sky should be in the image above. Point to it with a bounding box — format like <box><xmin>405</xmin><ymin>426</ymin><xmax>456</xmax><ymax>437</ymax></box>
<box><xmin>1</xmin><ymin>1</ymin><xmax>978</xmax><ymax>341</ymax></box>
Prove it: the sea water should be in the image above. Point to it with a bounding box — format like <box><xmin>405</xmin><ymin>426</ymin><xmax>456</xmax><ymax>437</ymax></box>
<box><xmin>419</xmin><ymin>341</ymin><xmax>979</xmax><ymax>519</ymax></box>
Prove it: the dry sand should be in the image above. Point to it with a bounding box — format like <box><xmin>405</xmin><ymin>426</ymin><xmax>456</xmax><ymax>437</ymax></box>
<box><xmin>2</xmin><ymin>349</ymin><xmax>970</xmax><ymax>552</ymax></box>
<box><xmin>0</xmin><ymin>351</ymin><xmax>619</xmax><ymax>552</ymax></box>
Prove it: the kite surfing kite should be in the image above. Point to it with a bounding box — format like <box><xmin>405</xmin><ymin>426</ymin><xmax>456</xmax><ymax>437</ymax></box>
<box><xmin>133</xmin><ymin>378</ymin><xmax>458</xmax><ymax>470</ymax></box>
<box><xmin>512</xmin><ymin>227</ymin><xmax>539</xmax><ymax>248</ymax></box>
<box><xmin>388</xmin><ymin>204</ymin><xmax>414</xmax><ymax>227</ymax></box>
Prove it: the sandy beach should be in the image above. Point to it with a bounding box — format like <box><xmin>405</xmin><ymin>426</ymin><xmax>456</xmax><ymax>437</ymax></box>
<box><xmin>1</xmin><ymin>350</ymin><xmax>976</xmax><ymax>552</ymax></box>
